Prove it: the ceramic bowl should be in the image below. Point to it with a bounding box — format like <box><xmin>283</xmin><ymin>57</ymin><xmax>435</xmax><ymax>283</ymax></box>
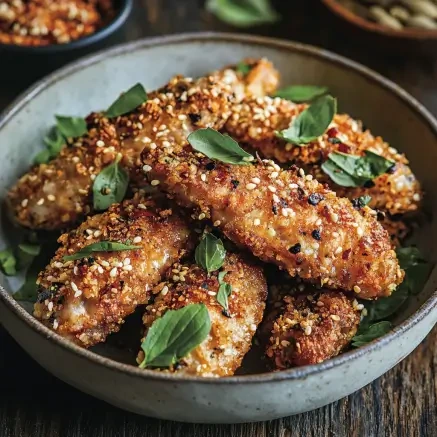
<box><xmin>0</xmin><ymin>33</ymin><xmax>436</xmax><ymax>424</ymax></box>
<box><xmin>321</xmin><ymin>0</ymin><xmax>437</xmax><ymax>55</ymax></box>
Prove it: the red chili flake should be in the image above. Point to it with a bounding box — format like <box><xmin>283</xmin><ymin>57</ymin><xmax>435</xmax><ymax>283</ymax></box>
<box><xmin>326</xmin><ymin>128</ymin><xmax>338</xmax><ymax>138</ymax></box>
<box><xmin>342</xmin><ymin>249</ymin><xmax>352</xmax><ymax>260</ymax></box>
<box><xmin>338</xmin><ymin>143</ymin><xmax>350</xmax><ymax>154</ymax></box>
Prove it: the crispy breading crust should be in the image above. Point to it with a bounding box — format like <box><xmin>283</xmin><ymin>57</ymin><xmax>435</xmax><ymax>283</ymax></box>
<box><xmin>33</xmin><ymin>195</ymin><xmax>192</xmax><ymax>347</ymax></box>
<box><xmin>264</xmin><ymin>289</ymin><xmax>361</xmax><ymax>368</ymax></box>
<box><xmin>138</xmin><ymin>253</ymin><xmax>267</xmax><ymax>377</ymax></box>
<box><xmin>8</xmin><ymin>59</ymin><xmax>279</xmax><ymax>231</ymax></box>
<box><xmin>224</xmin><ymin>97</ymin><xmax>422</xmax><ymax>218</ymax></box>
<box><xmin>142</xmin><ymin>144</ymin><xmax>404</xmax><ymax>299</ymax></box>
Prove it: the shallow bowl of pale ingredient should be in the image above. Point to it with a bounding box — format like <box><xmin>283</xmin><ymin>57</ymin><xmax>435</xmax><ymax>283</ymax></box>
<box><xmin>322</xmin><ymin>0</ymin><xmax>437</xmax><ymax>55</ymax></box>
<box><xmin>0</xmin><ymin>33</ymin><xmax>436</xmax><ymax>424</ymax></box>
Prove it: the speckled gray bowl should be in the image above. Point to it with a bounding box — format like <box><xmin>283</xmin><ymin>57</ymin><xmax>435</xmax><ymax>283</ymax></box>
<box><xmin>0</xmin><ymin>33</ymin><xmax>436</xmax><ymax>424</ymax></box>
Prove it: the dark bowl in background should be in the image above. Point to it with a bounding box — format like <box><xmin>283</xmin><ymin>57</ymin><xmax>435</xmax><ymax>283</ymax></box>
<box><xmin>322</xmin><ymin>0</ymin><xmax>437</xmax><ymax>56</ymax></box>
<box><xmin>0</xmin><ymin>0</ymin><xmax>133</xmax><ymax>101</ymax></box>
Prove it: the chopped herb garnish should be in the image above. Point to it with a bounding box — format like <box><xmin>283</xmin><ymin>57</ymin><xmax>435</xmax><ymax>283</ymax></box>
<box><xmin>139</xmin><ymin>303</ymin><xmax>211</xmax><ymax>368</ymax></box>
<box><xmin>105</xmin><ymin>83</ymin><xmax>148</xmax><ymax>118</ymax></box>
<box><xmin>93</xmin><ymin>154</ymin><xmax>129</xmax><ymax>211</ymax></box>
<box><xmin>188</xmin><ymin>128</ymin><xmax>254</xmax><ymax>165</ymax></box>
<box><xmin>273</xmin><ymin>85</ymin><xmax>329</xmax><ymax>103</ymax></box>
<box><xmin>216</xmin><ymin>271</ymin><xmax>232</xmax><ymax>313</ymax></box>
<box><xmin>0</xmin><ymin>242</ymin><xmax>41</xmax><ymax>277</ymax></box>
<box><xmin>352</xmin><ymin>195</ymin><xmax>372</xmax><ymax>209</ymax></box>
<box><xmin>321</xmin><ymin>151</ymin><xmax>394</xmax><ymax>187</ymax></box>
<box><xmin>351</xmin><ymin>321</ymin><xmax>392</xmax><ymax>348</ymax></box>
<box><xmin>63</xmin><ymin>241</ymin><xmax>141</xmax><ymax>262</ymax></box>
<box><xmin>275</xmin><ymin>95</ymin><xmax>337</xmax><ymax>146</ymax></box>
<box><xmin>195</xmin><ymin>233</ymin><xmax>226</xmax><ymax>273</ymax></box>
<box><xmin>236</xmin><ymin>61</ymin><xmax>252</xmax><ymax>75</ymax></box>
<box><xmin>55</xmin><ymin>115</ymin><xmax>87</xmax><ymax>139</ymax></box>
<box><xmin>206</xmin><ymin>0</ymin><xmax>279</xmax><ymax>28</ymax></box>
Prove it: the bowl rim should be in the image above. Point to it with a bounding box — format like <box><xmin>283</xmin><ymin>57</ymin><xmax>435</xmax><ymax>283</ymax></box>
<box><xmin>0</xmin><ymin>31</ymin><xmax>436</xmax><ymax>385</ymax></box>
<box><xmin>321</xmin><ymin>0</ymin><xmax>437</xmax><ymax>40</ymax></box>
<box><xmin>0</xmin><ymin>0</ymin><xmax>133</xmax><ymax>53</ymax></box>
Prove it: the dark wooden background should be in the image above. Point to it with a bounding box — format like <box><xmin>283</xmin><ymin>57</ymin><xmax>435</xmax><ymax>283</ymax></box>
<box><xmin>0</xmin><ymin>1</ymin><xmax>436</xmax><ymax>436</ymax></box>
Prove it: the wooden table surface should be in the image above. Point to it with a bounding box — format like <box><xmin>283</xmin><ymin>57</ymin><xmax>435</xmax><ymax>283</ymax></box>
<box><xmin>0</xmin><ymin>1</ymin><xmax>436</xmax><ymax>436</ymax></box>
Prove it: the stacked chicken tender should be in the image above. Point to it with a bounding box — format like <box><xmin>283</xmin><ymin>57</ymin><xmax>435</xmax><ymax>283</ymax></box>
<box><xmin>8</xmin><ymin>58</ymin><xmax>421</xmax><ymax>376</ymax></box>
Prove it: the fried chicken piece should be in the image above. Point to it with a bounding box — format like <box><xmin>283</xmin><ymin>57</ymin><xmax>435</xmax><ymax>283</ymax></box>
<box><xmin>33</xmin><ymin>195</ymin><xmax>192</xmax><ymax>347</ymax></box>
<box><xmin>8</xmin><ymin>59</ymin><xmax>279</xmax><ymax>231</ymax></box>
<box><xmin>138</xmin><ymin>253</ymin><xmax>267</xmax><ymax>377</ymax></box>
<box><xmin>264</xmin><ymin>288</ymin><xmax>361</xmax><ymax>368</ymax></box>
<box><xmin>142</xmin><ymin>142</ymin><xmax>404</xmax><ymax>299</ymax></box>
<box><xmin>224</xmin><ymin>97</ymin><xmax>422</xmax><ymax>218</ymax></box>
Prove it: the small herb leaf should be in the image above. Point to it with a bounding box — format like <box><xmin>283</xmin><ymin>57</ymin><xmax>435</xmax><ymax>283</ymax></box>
<box><xmin>322</xmin><ymin>151</ymin><xmax>394</xmax><ymax>187</ymax></box>
<box><xmin>55</xmin><ymin>115</ymin><xmax>87</xmax><ymax>139</ymax></box>
<box><xmin>93</xmin><ymin>155</ymin><xmax>129</xmax><ymax>211</ymax></box>
<box><xmin>0</xmin><ymin>249</ymin><xmax>17</xmax><ymax>276</ymax></box>
<box><xmin>217</xmin><ymin>282</ymin><xmax>232</xmax><ymax>313</ymax></box>
<box><xmin>206</xmin><ymin>0</ymin><xmax>279</xmax><ymax>28</ymax></box>
<box><xmin>275</xmin><ymin>95</ymin><xmax>337</xmax><ymax>145</ymax></box>
<box><xmin>396</xmin><ymin>246</ymin><xmax>424</xmax><ymax>270</ymax></box>
<box><xmin>351</xmin><ymin>321</ymin><xmax>392</xmax><ymax>348</ymax></box>
<box><xmin>139</xmin><ymin>303</ymin><xmax>211</xmax><ymax>368</ymax></box>
<box><xmin>188</xmin><ymin>128</ymin><xmax>254</xmax><ymax>165</ymax></box>
<box><xmin>195</xmin><ymin>233</ymin><xmax>226</xmax><ymax>273</ymax></box>
<box><xmin>236</xmin><ymin>61</ymin><xmax>252</xmax><ymax>76</ymax></box>
<box><xmin>63</xmin><ymin>241</ymin><xmax>141</xmax><ymax>262</ymax></box>
<box><xmin>105</xmin><ymin>83</ymin><xmax>148</xmax><ymax>118</ymax></box>
<box><xmin>273</xmin><ymin>85</ymin><xmax>329</xmax><ymax>103</ymax></box>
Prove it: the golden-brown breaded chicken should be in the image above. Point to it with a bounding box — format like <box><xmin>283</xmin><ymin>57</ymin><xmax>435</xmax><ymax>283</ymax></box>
<box><xmin>264</xmin><ymin>289</ymin><xmax>361</xmax><ymax>368</ymax></box>
<box><xmin>33</xmin><ymin>195</ymin><xmax>192</xmax><ymax>347</ymax></box>
<box><xmin>142</xmin><ymin>142</ymin><xmax>404</xmax><ymax>299</ymax></box>
<box><xmin>224</xmin><ymin>97</ymin><xmax>422</xmax><ymax>218</ymax></box>
<box><xmin>137</xmin><ymin>253</ymin><xmax>267</xmax><ymax>377</ymax></box>
<box><xmin>8</xmin><ymin>59</ymin><xmax>279</xmax><ymax>231</ymax></box>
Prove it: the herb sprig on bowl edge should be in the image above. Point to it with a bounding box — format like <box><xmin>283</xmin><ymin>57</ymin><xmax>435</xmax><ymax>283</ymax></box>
<box><xmin>351</xmin><ymin>246</ymin><xmax>431</xmax><ymax>347</ymax></box>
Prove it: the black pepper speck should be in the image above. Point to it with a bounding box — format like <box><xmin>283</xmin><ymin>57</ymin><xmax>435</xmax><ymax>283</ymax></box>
<box><xmin>308</xmin><ymin>193</ymin><xmax>324</xmax><ymax>206</ymax></box>
<box><xmin>289</xmin><ymin>243</ymin><xmax>301</xmax><ymax>254</ymax></box>
<box><xmin>312</xmin><ymin>230</ymin><xmax>321</xmax><ymax>240</ymax></box>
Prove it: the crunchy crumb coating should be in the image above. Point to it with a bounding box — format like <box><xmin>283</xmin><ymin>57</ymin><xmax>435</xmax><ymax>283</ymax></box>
<box><xmin>142</xmin><ymin>143</ymin><xmax>404</xmax><ymax>299</ymax></box>
<box><xmin>33</xmin><ymin>195</ymin><xmax>192</xmax><ymax>347</ymax></box>
<box><xmin>224</xmin><ymin>97</ymin><xmax>422</xmax><ymax>219</ymax></box>
<box><xmin>8</xmin><ymin>59</ymin><xmax>279</xmax><ymax>231</ymax></box>
<box><xmin>264</xmin><ymin>290</ymin><xmax>361</xmax><ymax>368</ymax></box>
<box><xmin>138</xmin><ymin>253</ymin><xmax>267</xmax><ymax>377</ymax></box>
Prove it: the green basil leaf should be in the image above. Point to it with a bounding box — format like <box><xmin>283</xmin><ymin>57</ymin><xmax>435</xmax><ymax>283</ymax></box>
<box><xmin>206</xmin><ymin>0</ymin><xmax>279</xmax><ymax>27</ymax></box>
<box><xmin>139</xmin><ymin>303</ymin><xmax>211</xmax><ymax>368</ymax></box>
<box><xmin>44</xmin><ymin>127</ymin><xmax>64</xmax><ymax>156</ymax></box>
<box><xmin>195</xmin><ymin>233</ymin><xmax>226</xmax><ymax>273</ymax></box>
<box><xmin>322</xmin><ymin>151</ymin><xmax>395</xmax><ymax>188</ymax></box>
<box><xmin>188</xmin><ymin>128</ymin><xmax>254</xmax><ymax>165</ymax></box>
<box><xmin>63</xmin><ymin>241</ymin><xmax>141</xmax><ymax>262</ymax></box>
<box><xmin>275</xmin><ymin>95</ymin><xmax>337</xmax><ymax>145</ymax></box>
<box><xmin>353</xmin><ymin>195</ymin><xmax>372</xmax><ymax>208</ymax></box>
<box><xmin>406</xmin><ymin>263</ymin><xmax>432</xmax><ymax>295</ymax></box>
<box><xmin>34</xmin><ymin>149</ymin><xmax>52</xmax><ymax>165</ymax></box>
<box><xmin>217</xmin><ymin>282</ymin><xmax>233</xmax><ymax>313</ymax></box>
<box><xmin>17</xmin><ymin>243</ymin><xmax>41</xmax><ymax>271</ymax></box>
<box><xmin>93</xmin><ymin>155</ymin><xmax>129</xmax><ymax>211</ymax></box>
<box><xmin>55</xmin><ymin>115</ymin><xmax>87</xmax><ymax>138</ymax></box>
<box><xmin>236</xmin><ymin>61</ymin><xmax>252</xmax><ymax>76</ymax></box>
<box><xmin>364</xmin><ymin>283</ymin><xmax>410</xmax><ymax>323</ymax></box>
<box><xmin>396</xmin><ymin>246</ymin><xmax>424</xmax><ymax>270</ymax></box>
<box><xmin>218</xmin><ymin>271</ymin><xmax>228</xmax><ymax>283</ymax></box>
<box><xmin>105</xmin><ymin>83</ymin><xmax>148</xmax><ymax>118</ymax></box>
<box><xmin>273</xmin><ymin>85</ymin><xmax>329</xmax><ymax>103</ymax></box>
<box><xmin>0</xmin><ymin>248</ymin><xmax>17</xmax><ymax>276</ymax></box>
<box><xmin>351</xmin><ymin>321</ymin><xmax>392</xmax><ymax>348</ymax></box>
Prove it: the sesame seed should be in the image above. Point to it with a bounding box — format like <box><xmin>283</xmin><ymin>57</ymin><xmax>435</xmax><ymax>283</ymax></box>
<box><xmin>213</xmin><ymin>220</ymin><xmax>221</xmax><ymax>227</ymax></box>
<box><xmin>270</xmin><ymin>171</ymin><xmax>279</xmax><ymax>179</ymax></box>
<box><xmin>268</xmin><ymin>185</ymin><xmax>276</xmax><ymax>192</ymax></box>
<box><xmin>93</xmin><ymin>230</ymin><xmax>101</xmax><ymax>238</ymax></box>
<box><xmin>246</xmin><ymin>183</ymin><xmax>257</xmax><ymax>190</ymax></box>
<box><xmin>48</xmin><ymin>302</ymin><xmax>53</xmax><ymax>311</ymax></box>
<box><xmin>71</xmin><ymin>282</ymin><xmax>79</xmax><ymax>293</ymax></box>
<box><xmin>110</xmin><ymin>267</ymin><xmax>118</xmax><ymax>278</ymax></box>
<box><xmin>162</xmin><ymin>141</ymin><xmax>171</xmax><ymax>148</ymax></box>
<box><xmin>21</xmin><ymin>199</ymin><xmax>28</xmax><ymax>207</ymax></box>
<box><xmin>253</xmin><ymin>218</ymin><xmax>261</xmax><ymax>226</ymax></box>
<box><xmin>272</xmin><ymin>194</ymin><xmax>280</xmax><ymax>203</ymax></box>
<box><xmin>96</xmin><ymin>140</ymin><xmax>105</xmax><ymax>147</ymax></box>
<box><xmin>47</xmin><ymin>194</ymin><xmax>56</xmax><ymax>201</ymax></box>
<box><xmin>36</xmin><ymin>198</ymin><xmax>44</xmax><ymax>205</ymax></box>
<box><xmin>330</xmin><ymin>315</ymin><xmax>340</xmax><ymax>321</ymax></box>
<box><xmin>100</xmin><ymin>260</ymin><xmax>109</xmax><ymax>267</ymax></box>
<box><xmin>242</xmin><ymin>156</ymin><xmax>254</xmax><ymax>162</ymax></box>
<box><xmin>133</xmin><ymin>236</ymin><xmax>142</xmax><ymax>244</ymax></box>
<box><xmin>198</xmin><ymin>213</ymin><xmax>206</xmax><ymax>220</ymax></box>
<box><xmin>281</xmin><ymin>340</ymin><xmax>291</xmax><ymax>347</ymax></box>
<box><xmin>267</xmin><ymin>228</ymin><xmax>276</xmax><ymax>237</ymax></box>
<box><xmin>142</xmin><ymin>165</ymin><xmax>152</xmax><ymax>173</ymax></box>
<box><xmin>251</xmin><ymin>177</ymin><xmax>261</xmax><ymax>184</ymax></box>
<box><xmin>53</xmin><ymin>262</ymin><xmax>63</xmax><ymax>269</ymax></box>
<box><xmin>150</xmin><ymin>180</ymin><xmax>160</xmax><ymax>186</ymax></box>
<box><xmin>201</xmin><ymin>174</ymin><xmax>207</xmax><ymax>182</ymax></box>
<box><xmin>161</xmin><ymin>286</ymin><xmax>169</xmax><ymax>296</ymax></box>
<box><xmin>305</xmin><ymin>175</ymin><xmax>313</xmax><ymax>181</ymax></box>
<box><xmin>150</xmin><ymin>143</ymin><xmax>157</xmax><ymax>150</ymax></box>
<box><xmin>74</xmin><ymin>289</ymin><xmax>82</xmax><ymax>298</ymax></box>
<box><xmin>173</xmin><ymin>275</ymin><xmax>180</xmax><ymax>281</ymax></box>
<box><xmin>123</xmin><ymin>265</ymin><xmax>133</xmax><ymax>271</ymax></box>
<box><xmin>356</xmin><ymin>304</ymin><xmax>365</xmax><ymax>310</ymax></box>
<box><xmin>123</xmin><ymin>258</ymin><xmax>131</xmax><ymax>266</ymax></box>
<box><xmin>331</xmin><ymin>212</ymin><xmax>339</xmax><ymax>223</ymax></box>
<box><xmin>304</xmin><ymin>326</ymin><xmax>312</xmax><ymax>335</ymax></box>
<box><xmin>289</xmin><ymin>183</ymin><xmax>298</xmax><ymax>189</ymax></box>
<box><xmin>335</xmin><ymin>246</ymin><xmax>343</xmax><ymax>255</ymax></box>
<box><xmin>299</xmin><ymin>168</ymin><xmax>305</xmax><ymax>177</ymax></box>
<box><xmin>97</xmin><ymin>266</ymin><xmax>104</xmax><ymax>274</ymax></box>
<box><xmin>53</xmin><ymin>320</ymin><xmax>59</xmax><ymax>330</ymax></box>
<box><xmin>207</xmin><ymin>291</ymin><xmax>216</xmax><ymax>296</ymax></box>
